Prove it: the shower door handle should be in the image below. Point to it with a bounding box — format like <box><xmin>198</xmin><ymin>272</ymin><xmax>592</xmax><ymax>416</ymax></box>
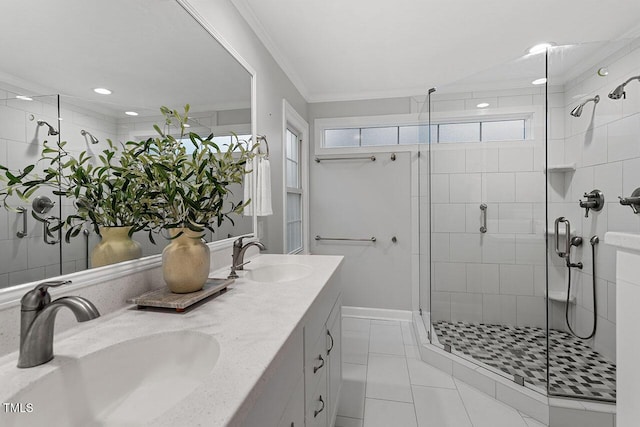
<box><xmin>554</xmin><ymin>216</ymin><xmax>570</xmax><ymax>258</ymax></box>
<box><xmin>479</xmin><ymin>204</ymin><xmax>487</xmax><ymax>233</ymax></box>
<box><xmin>43</xmin><ymin>216</ymin><xmax>62</xmax><ymax>245</ymax></box>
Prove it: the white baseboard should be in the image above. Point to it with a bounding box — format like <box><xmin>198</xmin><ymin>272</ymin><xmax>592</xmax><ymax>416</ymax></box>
<box><xmin>342</xmin><ymin>306</ymin><xmax>412</xmax><ymax>321</ymax></box>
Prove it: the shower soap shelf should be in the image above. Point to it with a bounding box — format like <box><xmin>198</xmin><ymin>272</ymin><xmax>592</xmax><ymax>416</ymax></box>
<box><xmin>546</xmin><ymin>290</ymin><xmax>576</xmax><ymax>303</ymax></box>
<box><xmin>546</xmin><ymin>163</ymin><xmax>576</xmax><ymax>173</ymax></box>
<box><xmin>127</xmin><ymin>277</ymin><xmax>234</xmax><ymax>312</ymax></box>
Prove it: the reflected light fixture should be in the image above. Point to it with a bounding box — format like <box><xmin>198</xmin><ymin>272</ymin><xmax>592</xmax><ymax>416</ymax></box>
<box><xmin>476</xmin><ymin>102</ymin><xmax>490</xmax><ymax>108</ymax></box>
<box><xmin>532</xmin><ymin>78</ymin><xmax>547</xmax><ymax>85</ymax></box>
<box><xmin>93</xmin><ymin>88</ymin><xmax>112</xmax><ymax>95</ymax></box>
<box><xmin>125</xmin><ymin>111</ymin><xmax>138</xmax><ymax>116</ymax></box>
<box><xmin>528</xmin><ymin>42</ymin><xmax>555</xmax><ymax>55</ymax></box>
<box><xmin>16</xmin><ymin>95</ymin><xmax>33</xmax><ymax>101</ymax></box>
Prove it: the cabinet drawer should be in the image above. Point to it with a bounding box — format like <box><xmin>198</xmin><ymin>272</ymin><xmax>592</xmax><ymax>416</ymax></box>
<box><xmin>305</xmin><ymin>327</ymin><xmax>328</xmax><ymax>406</ymax></box>
<box><xmin>306</xmin><ymin>380</ymin><xmax>328</xmax><ymax>427</ymax></box>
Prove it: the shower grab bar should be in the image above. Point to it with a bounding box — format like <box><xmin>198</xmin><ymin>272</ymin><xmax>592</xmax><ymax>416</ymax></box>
<box><xmin>315</xmin><ymin>155</ymin><xmax>376</xmax><ymax>163</ymax></box>
<box><xmin>554</xmin><ymin>216</ymin><xmax>570</xmax><ymax>258</ymax></box>
<box><xmin>315</xmin><ymin>235</ymin><xmax>376</xmax><ymax>242</ymax></box>
<box><xmin>479</xmin><ymin>204</ymin><xmax>487</xmax><ymax>233</ymax></box>
<box><xmin>16</xmin><ymin>207</ymin><xmax>27</xmax><ymax>238</ymax></box>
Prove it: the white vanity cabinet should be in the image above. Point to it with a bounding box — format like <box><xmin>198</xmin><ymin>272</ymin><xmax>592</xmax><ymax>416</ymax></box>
<box><xmin>242</xmin><ymin>265</ymin><xmax>342</xmax><ymax>427</ymax></box>
<box><xmin>303</xmin><ymin>284</ymin><xmax>342</xmax><ymax>427</ymax></box>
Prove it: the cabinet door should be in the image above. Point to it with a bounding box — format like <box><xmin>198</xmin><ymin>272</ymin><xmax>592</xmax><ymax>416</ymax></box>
<box><xmin>326</xmin><ymin>300</ymin><xmax>342</xmax><ymax>425</ymax></box>
<box><xmin>278</xmin><ymin>375</ymin><xmax>305</xmax><ymax>427</ymax></box>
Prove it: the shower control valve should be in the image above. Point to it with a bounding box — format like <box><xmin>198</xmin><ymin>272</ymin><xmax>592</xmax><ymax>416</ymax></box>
<box><xmin>619</xmin><ymin>187</ymin><xmax>640</xmax><ymax>214</ymax></box>
<box><xmin>579</xmin><ymin>189</ymin><xmax>604</xmax><ymax>218</ymax></box>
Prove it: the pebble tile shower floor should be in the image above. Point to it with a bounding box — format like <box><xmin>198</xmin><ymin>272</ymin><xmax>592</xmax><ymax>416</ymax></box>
<box><xmin>432</xmin><ymin>321</ymin><xmax>616</xmax><ymax>401</ymax></box>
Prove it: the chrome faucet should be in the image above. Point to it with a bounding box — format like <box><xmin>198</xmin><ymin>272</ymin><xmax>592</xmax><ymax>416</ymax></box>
<box><xmin>228</xmin><ymin>237</ymin><xmax>266</xmax><ymax>279</ymax></box>
<box><xmin>18</xmin><ymin>280</ymin><xmax>100</xmax><ymax>368</ymax></box>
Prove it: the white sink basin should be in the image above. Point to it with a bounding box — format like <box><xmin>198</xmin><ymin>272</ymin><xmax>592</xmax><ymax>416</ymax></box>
<box><xmin>246</xmin><ymin>263</ymin><xmax>313</xmax><ymax>283</ymax></box>
<box><xmin>4</xmin><ymin>331</ymin><xmax>219</xmax><ymax>427</ymax></box>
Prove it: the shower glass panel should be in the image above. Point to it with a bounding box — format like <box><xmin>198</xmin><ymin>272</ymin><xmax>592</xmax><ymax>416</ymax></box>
<box><xmin>544</xmin><ymin>38</ymin><xmax>632</xmax><ymax>403</ymax></box>
<box><xmin>418</xmin><ymin>52</ymin><xmax>549</xmax><ymax>394</ymax></box>
<box><xmin>0</xmin><ymin>92</ymin><xmax>63</xmax><ymax>284</ymax></box>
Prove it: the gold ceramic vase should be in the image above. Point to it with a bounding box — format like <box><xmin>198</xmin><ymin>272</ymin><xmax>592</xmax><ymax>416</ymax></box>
<box><xmin>91</xmin><ymin>226</ymin><xmax>142</xmax><ymax>268</ymax></box>
<box><xmin>162</xmin><ymin>227</ymin><xmax>210</xmax><ymax>293</ymax></box>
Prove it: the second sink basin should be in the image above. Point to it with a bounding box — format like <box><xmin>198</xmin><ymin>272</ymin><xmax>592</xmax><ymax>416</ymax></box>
<box><xmin>246</xmin><ymin>263</ymin><xmax>313</xmax><ymax>283</ymax></box>
<box><xmin>4</xmin><ymin>331</ymin><xmax>219</xmax><ymax>427</ymax></box>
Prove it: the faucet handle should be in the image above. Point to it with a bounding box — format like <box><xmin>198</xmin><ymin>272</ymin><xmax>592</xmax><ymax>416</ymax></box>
<box><xmin>21</xmin><ymin>280</ymin><xmax>72</xmax><ymax>311</ymax></box>
<box><xmin>233</xmin><ymin>236</ymin><xmax>245</xmax><ymax>247</ymax></box>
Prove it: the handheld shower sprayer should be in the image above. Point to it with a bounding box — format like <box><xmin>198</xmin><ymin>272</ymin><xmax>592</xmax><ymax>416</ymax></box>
<box><xmin>80</xmin><ymin>130</ymin><xmax>99</xmax><ymax>144</ymax></box>
<box><xmin>608</xmin><ymin>75</ymin><xmax>640</xmax><ymax>100</ymax></box>
<box><xmin>37</xmin><ymin>120</ymin><xmax>59</xmax><ymax>136</ymax></box>
<box><xmin>570</xmin><ymin>95</ymin><xmax>600</xmax><ymax>117</ymax></box>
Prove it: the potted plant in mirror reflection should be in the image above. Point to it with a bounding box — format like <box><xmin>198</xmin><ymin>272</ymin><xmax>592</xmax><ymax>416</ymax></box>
<box><xmin>127</xmin><ymin>105</ymin><xmax>257</xmax><ymax>293</ymax></box>
<box><xmin>0</xmin><ymin>139</ymin><xmax>148</xmax><ymax>268</ymax></box>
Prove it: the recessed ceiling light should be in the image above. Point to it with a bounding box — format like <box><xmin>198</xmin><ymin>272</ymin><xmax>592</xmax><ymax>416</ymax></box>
<box><xmin>532</xmin><ymin>78</ymin><xmax>547</xmax><ymax>85</ymax></box>
<box><xmin>476</xmin><ymin>102</ymin><xmax>490</xmax><ymax>108</ymax></box>
<box><xmin>15</xmin><ymin>95</ymin><xmax>32</xmax><ymax>101</ymax></box>
<box><xmin>93</xmin><ymin>88</ymin><xmax>112</xmax><ymax>95</ymax></box>
<box><xmin>125</xmin><ymin>111</ymin><xmax>138</xmax><ymax>116</ymax></box>
<box><xmin>528</xmin><ymin>42</ymin><xmax>555</xmax><ymax>55</ymax></box>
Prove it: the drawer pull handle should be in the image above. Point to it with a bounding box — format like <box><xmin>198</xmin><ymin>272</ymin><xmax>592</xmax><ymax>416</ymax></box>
<box><xmin>314</xmin><ymin>395</ymin><xmax>325</xmax><ymax>418</ymax></box>
<box><xmin>327</xmin><ymin>330</ymin><xmax>334</xmax><ymax>354</ymax></box>
<box><xmin>313</xmin><ymin>355</ymin><xmax>325</xmax><ymax>373</ymax></box>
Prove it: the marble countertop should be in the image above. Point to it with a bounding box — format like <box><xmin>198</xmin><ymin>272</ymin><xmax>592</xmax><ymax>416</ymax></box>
<box><xmin>604</xmin><ymin>232</ymin><xmax>640</xmax><ymax>252</ymax></box>
<box><xmin>0</xmin><ymin>254</ymin><xmax>343</xmax><ymax>426</ymax></box>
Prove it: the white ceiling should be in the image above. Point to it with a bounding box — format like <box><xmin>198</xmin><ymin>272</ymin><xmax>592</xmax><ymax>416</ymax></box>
<box><xmin>231</xmin><ymin>0</ymin><xmax>640</xmax><ymax>102</ymax></box>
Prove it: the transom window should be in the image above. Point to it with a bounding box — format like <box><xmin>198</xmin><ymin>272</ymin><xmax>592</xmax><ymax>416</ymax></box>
<box><xmin>324</xmin><ymin>119</ymin><xmax>526</xmax><ymax>147</ymax></box>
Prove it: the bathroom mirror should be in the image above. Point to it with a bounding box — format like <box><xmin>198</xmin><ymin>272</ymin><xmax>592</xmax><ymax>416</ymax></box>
<box><xmin>0</xmin><ymin>0</ymin><xmax>254</xmax><ymax>288</ymax></box>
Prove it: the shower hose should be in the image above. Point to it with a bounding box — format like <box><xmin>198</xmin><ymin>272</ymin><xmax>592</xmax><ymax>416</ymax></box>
<box><xmin>564</xmin><ymin>235</ymin><xmax>599</xmax><ymax>340</ymax></box>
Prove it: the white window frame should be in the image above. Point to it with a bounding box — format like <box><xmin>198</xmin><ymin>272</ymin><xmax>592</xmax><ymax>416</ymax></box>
<box><xmin>282</xmin><ymin>99</ymin><xmax>309</xmax><ymax>254</ymax></box>
<box><xmin>314</xmin><ymin>106</ymin><xmax>541</xmax><ymax>156</ymax></box>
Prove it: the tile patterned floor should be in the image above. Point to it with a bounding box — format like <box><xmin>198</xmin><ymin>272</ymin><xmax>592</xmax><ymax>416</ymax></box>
<box><xmin>432</xmin><ymin>321</ymin><xmax>617</xmax><ymax>401</ymax></box>
<box><xmin>336</xmin><ymin>317</ymin><xmax>547</xmax><ymax>427</ymax></box>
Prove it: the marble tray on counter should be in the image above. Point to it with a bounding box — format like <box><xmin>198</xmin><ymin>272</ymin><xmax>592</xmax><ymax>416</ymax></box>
<box><xmin>127</xmin><ymin>277</ymin><xmax>234</xmax><ymax>312</ymax></box>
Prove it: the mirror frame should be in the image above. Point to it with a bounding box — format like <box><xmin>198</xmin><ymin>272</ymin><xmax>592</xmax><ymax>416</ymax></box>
<box><xmin>0</xmin><ymin>0</ymin><xmax>258</xmax><ymax>307</ymax></box>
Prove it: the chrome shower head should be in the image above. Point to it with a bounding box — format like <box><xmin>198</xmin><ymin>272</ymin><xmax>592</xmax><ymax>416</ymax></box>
<box><xmin>80</xmin><ymin>130</ymin><xmax>99</xmax><ymax>144</ymax></box>
<box><xmin>570</xmin><ymin>95</ymin><xmax>600</xmax><ymax>117</ymax></box>
<box><xmin>569</xmin><ymin>105</ymin><xmax>584</xmax><ymax>117</ymax></box>
<box><xmin>608</xmin><ymin>75</ymin><xmax>640</xmax><ymax>100</ymax></box>
<box><xmin>37</xmin><ymin>120</ymin><xmax>59</xmax><ymax>136</ymax></box>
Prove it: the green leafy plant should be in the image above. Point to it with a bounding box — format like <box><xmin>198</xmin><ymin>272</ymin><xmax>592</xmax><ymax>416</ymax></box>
<box><xmin>126</xmin><ymin>104</ymin><xmax>257</xmax><ymax>242</ymax></box>
<box><xmin>0</xmin><ymin>139</ymin><xmax>148</xmax><ymax>242</ymax></box>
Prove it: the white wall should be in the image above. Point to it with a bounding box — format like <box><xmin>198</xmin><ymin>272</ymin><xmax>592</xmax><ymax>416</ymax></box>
<box><xmin>189</xmin><ymin>0</ymin><xmax>308</xmax><ymax>255</ymax></box>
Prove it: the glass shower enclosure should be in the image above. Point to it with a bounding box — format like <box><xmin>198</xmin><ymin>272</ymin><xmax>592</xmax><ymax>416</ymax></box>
<box><xmin>417</xmin><ymin>35</ymin><xmax>637</xmax><ymax>403</ymax></box>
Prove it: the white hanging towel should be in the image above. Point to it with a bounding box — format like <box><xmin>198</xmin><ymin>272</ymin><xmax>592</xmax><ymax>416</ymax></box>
<box><xmin>243</xmin><ymin>156</ymin><xmax>273</xmax><ymax>216</ymax></box>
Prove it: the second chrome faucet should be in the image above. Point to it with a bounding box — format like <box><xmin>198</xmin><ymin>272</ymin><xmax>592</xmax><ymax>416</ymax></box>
<box><xmin>228</xmin><ymin>237</ymin><xmax>266</xmax><ymax>279</ymax></box>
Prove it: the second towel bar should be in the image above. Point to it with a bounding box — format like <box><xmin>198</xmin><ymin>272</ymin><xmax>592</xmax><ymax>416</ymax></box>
<box><xmin>315</xmin><ymin>235</ymin><xmax>376</xmax><ymax>242</ymax></box>
<box><xmin>315</xmin><ymin>155</ymin><xmax>376</xmax><ymax>163</ymax></box>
